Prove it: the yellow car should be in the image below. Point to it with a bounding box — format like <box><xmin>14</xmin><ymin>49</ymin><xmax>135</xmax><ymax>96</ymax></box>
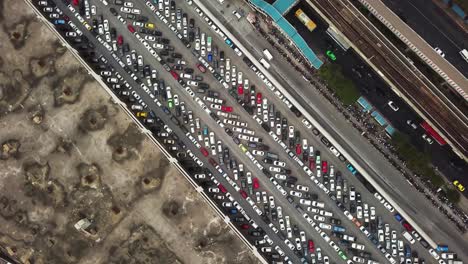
<box><xmin>453</xmin><ymin>180</ymin><xmax>465</xmax><ymax>192</ymax></box>
<box><xmin>239</xmin><ymin>144</ymin><xmax>248</xmax><ymax>153</ymax></box>
<box><xmin>136</xmin><ymin>112</ymin><xmax>148</xmax><ymax>118</ymax></box>
<box><xmin>145</xmin><ymin>23</ymin><xmax>155</xmax><ymax>29</ymax></box>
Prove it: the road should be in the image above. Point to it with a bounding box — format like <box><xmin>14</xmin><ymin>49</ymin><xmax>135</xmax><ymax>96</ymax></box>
<box><xmin>201</xmin><ymin>0</ymin><xmax>468</xmax><ymax>261</ymax></box>
<box><xmin>381</xmin><ymin>0</ymin><xmax>468</xmax><ymax>79</ymax></box>
<box><xmin>37</xmin><ymin>0</ymin><xmax>468</xmax><ymax>262</ymax></box>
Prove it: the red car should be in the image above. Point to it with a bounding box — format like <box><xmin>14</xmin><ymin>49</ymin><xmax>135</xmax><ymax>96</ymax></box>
<box><xmin>72</xmin><ymin>0</ymin><xmax>79</xmax><ymax>6</ymax></box>
<box><xmin>237</xmin><ymin>85</ymin><xmax>244</xmax><ymax>95</ymax></box>
<box><xmin>296</xmin><ymin>144</ymin><xmax>302</xmax><ymax>155</ymax></box>
<box><xmin>322</xmin><ymin>161</ymin><xmax>328</xmax><ymax>174</ymax></box>
<box><xmin>170</xmin><ymin>70</ymin><xmax>179</xmax><ymax>80</ymax></box>
<box><xmin>308</xmin><ymin>240</ymin><xmax>315</xmax><ymax>253</ymax></box>
<box><xmin>239</xmin><ymin>190</ymin><xmax>248</xmax><ymax>199</ymax></box>
<box><xmin>309</xmin><ymin>157</ymin><xmax>315</xmax><ymax>169</ymax></box>
<box><xmin>402</xmin><ymin>221</ymin><xmax>413</xmax><ymax>232</ymax></box>
<box><xmin>240</xmin><ymin>224</ymin><xmax>249</xmax><ymax>229</ymax></box>
<box><xmin>196</xmin><ymin>63</ymin><xmax>206</xmax><ymax>73</ymax></box>
<box><xmin>256</xmin><ymin>92</ymin><xmax>262</xmax><ymax>104</ymax></box>
<box><xmin>221</xmin><ymin>105</ymin><xmax>233</xmax><ymax>113</ymax></box>
<box><xmin>117</xmin><ymin>35</ymin><xmax>123</xmax><ymax>46</ymax></box>
<box><xmin>200</xmin><ymin>147</ymin><xmax>209</xmax><ymax>157</ymax></box>
<box><xmin>253</xmin><ymin>178</ymin><xmax>260</xmax><ymax>189</ymax></box>
<box><xmin>218</xmin><ymin>184</ymin><xmax>227</xmax><ymax>193</ymax></box>
<box><xmin>127</xmin><ymin>25</ymin><xmax>136</xmax><ymax>33</ymax></box>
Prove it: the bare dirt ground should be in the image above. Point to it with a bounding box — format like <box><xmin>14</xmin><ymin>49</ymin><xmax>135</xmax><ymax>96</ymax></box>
<box><xmin>0</xmin><ymin>1</ymin><xmax>259</xmax><ymax>264</ymax></box>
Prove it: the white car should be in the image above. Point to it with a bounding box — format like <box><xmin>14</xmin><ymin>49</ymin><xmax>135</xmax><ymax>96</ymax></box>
<box><xmin>268</xmin><ymin>196</ymin><xmax>275</xmax><ymax>208</ymax></box>
<box><xmin>357</xmin><ymin>206</ymin><xmax>363</xmax><ymax>219</ymax></box>
<box><xmin>273</xmin><ymin>160</ymin><xmax>286</xmax><ymax>167</ymax></box>
<box><xmin>279</xmin><ymin>218</ymin><xmax>285</xmax><ymax>230</ymax></box>
<box><xmin>288</xmin><ymin>126</ymin><xmax>294</xmax><ymax>138</ymax></box>
<box><xmin>299</xmin><ymin>199</ymin><xmax>311</xmax><ymax>206</ymax></box>
<box><xmin>388</xmin><ymin>101</ymin><xmax>399</xmax><ymax>111</ymax></box>
<box><xmin>296</xmin><ymin>185</ymin><xmax>309</xmax><ymax>192</ymax></box>
<box><xmin>434</xmin><ymin>47</ymin><xmax>445</xmax><ymax>58</ymax></box>
<box><xmin>120</xmin><ymin>6</ymin><xmax>131</xmax><ymax>13</ymax></box>
<box><xmin>289</xmin><ymin>190</ymin><xmax>302</xmax><ymax>198</ymax></box>
<box><xmin>313</xmin><ymin>215</ymin><xmax>325</xmax><ymax>222</ymax></box>
<box><xmin>277</xmin><ymin>206</ymin><xmax>283</xmax><ymax>218</ymax></box>
<box><xmin>131</xmin><ymin>8</ymin><xmax>141</xmax><ymax>14</ymax></box>
<box><xmin>269</xmin><ymin>166</ymin><xmax>281</xmax><ymax>173</ymax></box>
<box><xmin>252</xmin><ymin>150</ymin><xmax>264</xmax><ymax>156</ymax></box>
<box><xmin>144</xmin><ymin>35</ymin><xmax>156</xmax><ymax>42</ymax></box>
<box><xmin>370</xmin><ymin>207</ymin><xmax>376</xmax><ymax>220</ymax></box>
<box><xmin>275</xmin><ymin>174</ymin><xmax>287</xmax><ymax>180</ymax></box>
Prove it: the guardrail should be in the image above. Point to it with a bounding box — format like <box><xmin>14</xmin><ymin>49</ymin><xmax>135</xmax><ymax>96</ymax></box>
<box><xmin>194</xmin><ymin>0</ymin><xmax>439</xmax><ymax>250</ymax></box>
<box><xmin>23</xmin><ymin>1</ymin><xmax>265</xmax><ymax>262</ymax></box>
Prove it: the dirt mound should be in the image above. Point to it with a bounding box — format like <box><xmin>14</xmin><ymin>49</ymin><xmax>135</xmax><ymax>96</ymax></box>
<box><xmin>107</xmin><ymin>124</ymin><xmax>144</xmax><ymax>162</ymax></box>
<box><xmin>0</xmin><ymin>139</ymin><xmax>20</xmax><ymax>160</ymax></box>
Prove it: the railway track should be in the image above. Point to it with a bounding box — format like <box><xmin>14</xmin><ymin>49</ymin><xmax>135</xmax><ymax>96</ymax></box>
<box><xmin>310</xmin><ymin>0</ymin><xmax>468</xmax><ymax>158</ymax></box>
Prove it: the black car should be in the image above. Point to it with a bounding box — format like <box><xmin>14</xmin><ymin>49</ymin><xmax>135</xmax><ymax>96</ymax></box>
<box><xmin>189</xmin><ymin>18</ymin><xmax>195</xmax><ymax>28</ymax></box>
<box><xmin>153</xmin><ymin>30</ymin><xmax>162</xmax><ymax>36</ymax></box>
<box><xmin>110</xmin><ymin>8</ymin><xmax>118</xmax><ymax>16</ymax></box>
<box><xmin>172</xmin><ymin>65</ymin><xmax>182</xmax><ymax>70</ymax></box>
<box><xmin>160</xmin><ymin>50</ymin><xmax>169</xmax><ymax>56</ymax></box>
<box><xmin>220</xmin><ymin>51</ymin><xmax>225</xmax><ymax>61</ymax></box>
<box><xmin>184</xmin><ymin>68</ymin><xmax>194</xmax><ymax>74</ymax></box>
<box><xmin>286</xmin><ymin>196</ymin><xmax>294</xmax><ymax>204</ymax></box>
<box><xmin>172</xmin><ymin>52</ymin><xmax>182</xmax><ymax>58</ymax></box>
<box><xmin>161</xmin><ymin>38</ymin><xmax>170</xmax><ymax>44</ymax></box>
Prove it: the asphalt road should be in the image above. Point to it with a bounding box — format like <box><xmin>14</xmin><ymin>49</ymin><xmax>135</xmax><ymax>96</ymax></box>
<box><xmin>286</xmin><ymin>0</ymin><xmax>468</xmax><ymax>190</ymax></box>
<box><xmin>47</xmin><ymin>0</ymin><xmax>301</xmax><ymax>262</ymax></box>
<box><xmin>40</xmin><ymin>0</ymin><xmax>468</xmax><ymax>262</ymax></box>
<box><xmin>201</xmin><ymin>0</ymin><xmax>468</xmax><ymax>261</ymax></box>
<box><xmin>380</xmin><ymin>0</ymin><xmax>468</xmax><ymax>77</ymax></box>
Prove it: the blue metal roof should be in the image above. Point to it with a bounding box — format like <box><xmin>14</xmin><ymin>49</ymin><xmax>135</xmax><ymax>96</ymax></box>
<box><xmin>371</xmin><ymin>111</ymin><xmax>387</xmax><ymax>126</ymax></box>
<box><xmin>357</xmin><ymin>96</ymin><xmax>373</xmax><ymax>112</ymax></box>
<box><xmin>249</xmin><ymin>0</ymin><xmax>323</xmax><ymax>69</ymax></box>
<box><xmin>385</xmin><ymin>125</ymin><xmax>395</xmax><ymax>135</ymax></box>
<box><xmin>272</xmin><ymin>0</ymin><xmax>299</xmax><ymax>15</ymax></box>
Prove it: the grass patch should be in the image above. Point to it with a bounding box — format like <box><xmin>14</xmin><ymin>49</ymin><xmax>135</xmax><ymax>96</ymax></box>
<box><xmin>318</xmin><ymin>64</ymin><xmax>360</xmax><ymax>105</ymax></box>
<box><xmin>392</xmin><ymin>132</ymin><xmax>446</xmax><ymax>188</ymax></box>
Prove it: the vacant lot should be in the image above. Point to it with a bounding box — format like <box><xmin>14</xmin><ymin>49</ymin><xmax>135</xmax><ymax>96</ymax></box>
<box><xmin>0</xmin><ymin>1</ymin><xmax>259</xmax><ymax>263</ymax></box>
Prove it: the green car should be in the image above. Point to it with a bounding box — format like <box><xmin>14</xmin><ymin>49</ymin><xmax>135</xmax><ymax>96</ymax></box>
<box><xmin>338</xmin><ymin>250</ymin><xmax>348</xmax><ymax>260</ymax></box>
<box><xmin>326</xmin><ymin>50</ymin><xmax>337</xmax><ymax>61</ymax></box>
<box><xmin>168</xmin><ymin>99</ymin><xmax>174</xmax><ymax>109</ymax></box>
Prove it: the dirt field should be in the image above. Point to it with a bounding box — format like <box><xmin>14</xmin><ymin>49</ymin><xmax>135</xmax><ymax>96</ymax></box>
<box><xmin>0</xmin><ymin>1</ymin><xmax>259</xmax><ymax>263</ymax></box>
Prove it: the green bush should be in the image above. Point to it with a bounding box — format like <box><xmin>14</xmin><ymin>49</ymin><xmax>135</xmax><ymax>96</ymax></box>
<box><xmin>445</xmin><ymin>188</ymin><xmax>461</xmax><ymax>204</ymax></box>
<box><xmin>391</xmin><ymin>132</ymin><xmax>444</xmax><ymax>188</ymax></box>
<box><xmin>318</xmin><ymin>64</ymin><xmax>360</xmax><ymax>105</ymax></box>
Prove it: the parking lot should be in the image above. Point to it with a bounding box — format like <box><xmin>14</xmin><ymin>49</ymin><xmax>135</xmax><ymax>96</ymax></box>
<box><xmin>32</xmin><ymin>0</ymin><xmax>462</xmax><ymax>263</ymax></box>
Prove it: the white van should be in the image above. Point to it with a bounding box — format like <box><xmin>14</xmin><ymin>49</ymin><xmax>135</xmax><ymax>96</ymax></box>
<box><xmin>402</xmin><ymin>231</ymin><xmax>415</xmax><ymax>244</ymax></box>
<box><xmin>460</xmin><ymin>49</ymin><xmax>468</xmax><ymax>62</ymax></box>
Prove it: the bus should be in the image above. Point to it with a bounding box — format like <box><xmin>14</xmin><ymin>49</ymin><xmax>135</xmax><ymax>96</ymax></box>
<box><xmin>295</xmin><ymin>9</ymin><xmax>317</xmax><ymax>32</ymax></box>
<box><xmin>263</xmin><ymin>49</ymin><xmax>273</xmax><ymax>61</ymax></box>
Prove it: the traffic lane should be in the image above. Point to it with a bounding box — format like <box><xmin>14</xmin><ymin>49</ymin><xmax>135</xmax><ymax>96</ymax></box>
<box><xmin>197</xmin><ymin>1</ymin><xmax>468</xmax><ymax>256</ymax></box>
<box><xmin>169</xmin><ymin>3</ymin><xmax>403</xmax><ymax>260</ymax></box>
<box><xmin>121</xmin><ymin>6</ymin><xmax>348</xmax><ymax>261</ymax></box>
<box><xmin>381</xmin><ymin>0</ymin><xmax>468</xmax><ymax>74</ymax></box>
<box><xmin>98</xmin><ymin>8</ymin><xmax>314</xmax><ymax>262</ymax></box>
<box><xmin>52</xmin><ymin>1</ymin><xmax>299</xmax><ymax>261</ymax></box>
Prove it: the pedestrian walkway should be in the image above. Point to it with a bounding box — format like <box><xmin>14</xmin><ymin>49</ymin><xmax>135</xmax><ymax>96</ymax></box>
<box><xmin>272</xmin><ymin>0</ymin><xmax>299</xmax><ymax>15</ymax></box>
<box><xmin>248</xmin><ymin>0</ymin><xmax>323</xmax><ymax>69</ymax></box>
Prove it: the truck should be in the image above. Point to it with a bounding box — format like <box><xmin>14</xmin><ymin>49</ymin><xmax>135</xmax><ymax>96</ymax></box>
<box><xmin>259</xmin><ymin>58</ymin><xmax>271</xmax><ymax>69</ymax></box>
<box><xmin>263</xmin><ymin>49</ymin><xmax>273</xmax><ymax>61</ymax></box>
<box><xmin>332</xmin><ymin>225</ymin><xmax>346</xmax><ymax>233</ymax></box>
<box><xmin>436</xmin><ymin>245</ymin><xmax>449</xmax><ymax>252</ymax></box>
<box><xmin>295</xmin><ymin>9</ymin><xmax>317</xmax><ymax>31</ymax></box>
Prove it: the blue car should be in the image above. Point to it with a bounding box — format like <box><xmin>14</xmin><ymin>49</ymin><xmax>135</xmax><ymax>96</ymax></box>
<box><xmin>207</xmin><ymin>53</ymin><xmax>212</xmax><ymax>62</ymax></box>
<box><xmin>225</xmin><ymin>38</ymin><xmax>233</xmax><ymax>47</ymax></box>
<box><xmin>347</xmin><ymin>164</ymin><xmax>357</xmax><ymax>175</ymax></box>
<box><xmin>53</xmin><ymin>19</ymin><xmax>65</xmax><ymax>25</ymax></box>
<box><xmin>394</xmin><ymin>213</ymin><xmax>403</xmax><ymax>222</ymax></box>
